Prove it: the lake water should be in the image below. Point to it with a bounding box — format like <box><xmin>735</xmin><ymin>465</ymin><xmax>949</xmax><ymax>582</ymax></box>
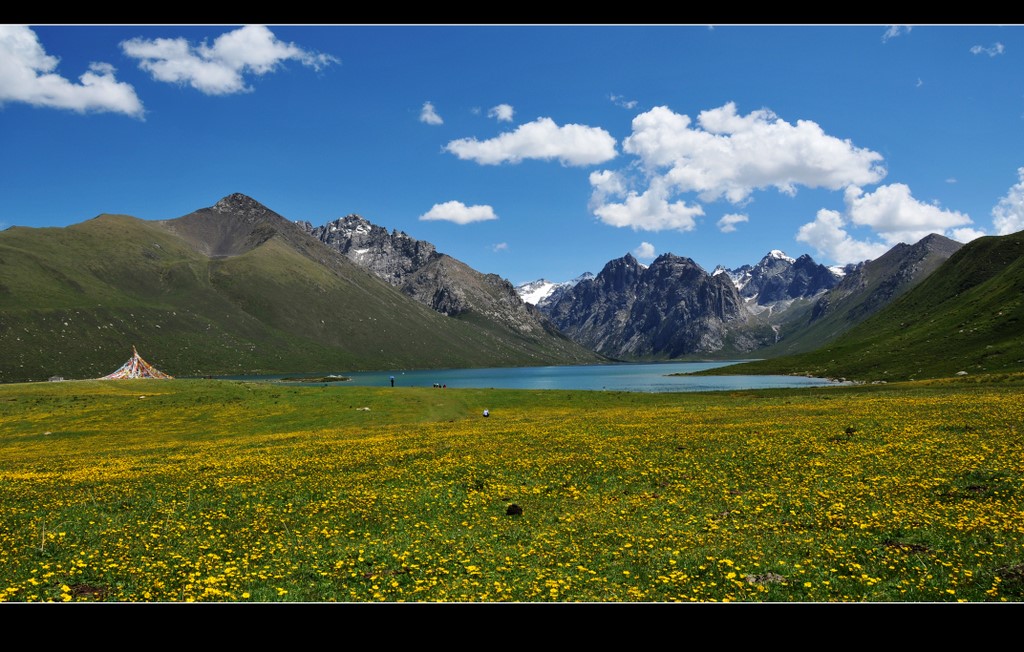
<box><xmin>225</xmin><ymin>361</ymin><xmax>837</xmax><ymax>393</ymax></box>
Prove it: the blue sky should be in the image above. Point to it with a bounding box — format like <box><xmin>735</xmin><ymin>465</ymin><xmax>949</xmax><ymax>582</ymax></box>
<box><xmin>2</xmin><ymin>24</ymin><xmax>1023</xmax><ymax>285</ymax></box>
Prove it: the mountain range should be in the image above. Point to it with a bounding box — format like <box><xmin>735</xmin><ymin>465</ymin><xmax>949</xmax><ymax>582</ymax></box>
<box><xmin>0</xmin><ymin>193</ymin><xmax>598</xmax><ymax>382</ymax></box>
<box><xmin>718</xmin><ymin>230</ymin><xmax>1024</xmax><ymax>381</ymax></box>
<box><xmin>297</xmin><ymin>214</ymin><xmax>563</xmax><ymax>340</ymax></box>
<box><xmin>516</xmin><ymin>236</ymin><xmax>962</xmax><ymax>361</ymax></box>
<box><xmin>2</xmin><ymin>192</ymin><xmax>1018</xmax><ymax>383</ymax></box>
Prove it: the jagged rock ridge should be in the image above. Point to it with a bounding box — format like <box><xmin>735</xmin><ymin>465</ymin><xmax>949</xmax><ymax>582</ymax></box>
<box><xmin>714</xmin><ymin>250</ymin><xmax>841</xmax><ymax>310</ymax></box>
<box><xmin>544</xmin><ymin>253</ymin><xmax>752</xmax><ymax>358</ymax></box>
<box><xmin>806</xmin><ymin>233</ymin><xmax>964</xmax><ymax>328</ymax></box>
<box><xmin>300</xmin><ymin>214</ymin><xmax>568</xmax><ymax>339</ymax></box>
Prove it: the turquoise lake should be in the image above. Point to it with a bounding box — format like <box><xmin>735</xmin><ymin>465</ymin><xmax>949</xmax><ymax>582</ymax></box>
<box><xmin>225</xmin><ymin>361</ymin><xmax>837</xmax><ymax>393</ymax></box>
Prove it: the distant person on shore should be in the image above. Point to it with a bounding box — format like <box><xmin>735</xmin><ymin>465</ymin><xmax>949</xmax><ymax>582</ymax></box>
<box><xmin>390</xmin><ymin>376</ymin><xmax>395</xmax><ymax>387</ymax></box>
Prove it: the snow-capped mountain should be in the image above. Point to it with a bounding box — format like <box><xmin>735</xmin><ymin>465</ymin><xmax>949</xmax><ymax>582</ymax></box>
<box><xmin>515</xmin><ymin>273</ymin><xmax>595</xmax><ymax>309</ymax></box>
<box><xmin>712</xmin><ymin>250</ymin><xmax>841</xmax><ymax>308</ymax></box>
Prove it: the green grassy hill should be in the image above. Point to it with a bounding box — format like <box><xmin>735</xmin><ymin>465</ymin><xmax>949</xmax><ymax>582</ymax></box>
<box><xmin>0</xmin><ymin>197</ymin><xmax>599</xmax><ymax>382</ymax></box>
<box><xmin>714</xmin><ymin>231</ymin><xmax>1024</xmax><ymax>381</ymax></box>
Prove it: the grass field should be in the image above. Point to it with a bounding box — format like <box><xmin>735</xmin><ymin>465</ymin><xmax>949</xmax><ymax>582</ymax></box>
<box><xmin>1</xmin><ymin>375</ymin><xmax>1022</xmax><ymax>602</ymax></box>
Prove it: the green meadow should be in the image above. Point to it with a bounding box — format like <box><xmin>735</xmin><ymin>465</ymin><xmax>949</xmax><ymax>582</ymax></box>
<box><xmin>1</xmin><ymin>375</ymin><xmax>1022</xmax><ymax>602</ymax></box>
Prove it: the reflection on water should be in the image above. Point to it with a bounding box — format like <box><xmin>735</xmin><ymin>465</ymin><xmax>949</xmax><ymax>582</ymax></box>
<box><xmin>222</xmin><ymin>361</ymin><xmax>836</xmax><ymax>393</ymax></box>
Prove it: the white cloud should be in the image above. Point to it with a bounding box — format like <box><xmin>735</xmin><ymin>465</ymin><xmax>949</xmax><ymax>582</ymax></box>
<box><xmin>487</xmin><ymin>103</ymin><xmax>514</xmax><ymax>122</ymax></box>
<box><xmin>588</xmin><ymin>169</ymin><xmax>627</xmax><ymax>202</ymax></box>
<box><xmin>588</xmin><ymin>102</ymin><xmax>887</xmax><ymax>235</ymax></box>
<box><xmin>951</xmin><ymin>227</ymin><xmax>987</xmax><ymax>243</ymax></box>
<box><xmin>882</xmin><ymin>25</ymin><xmax>912</xmax><ymax>42</ymax></box>
<box><xmin>0</xmin><ymin>25</ymin><xmax>143</xmax><ymax>116</ymax></box>
<box><xmin>633</xmin><ymin>242</ymin><xmax>655</xmax><ymax>259</ymax></box>
<box><xmin>796</xmin><ymin>209</ymin><xmax>890</xmax><ymax>265</ymax></box>
<box><xmin>992</xmin><ymin>167</ymin><xmax>1024</xmax><ymax>235</ymax></box>
<box><xmin>844</xmin><ymin>184</ymin><xmax>972</xmax><ymax>245</ymax></box>
<box><xmin>120</xmin><ymin>24</ymin><xmax>337</xmax><ymax>96</ymax></box>
<box><xmin>621</xmin><ymin>103</ymin><xmax>886</xmax><ymax>205</ymax></box>
<box><xmin>610</xmin><ymin>93</ymin><xmax>638</xmax><ymax>110</ymax></box>
<box><xmin>717</xmin><ymin>213</ymin><xmax>749</xmax><ymax>233</ymax></box>
<box><xmin>916</xmin><ymin>78</ymin><xmax>923</xmax><ymax>88</ymax></box>
<box><xmin>970</xmin><ymin>42</ymin><xmax>1005</xmax><ymax>57</ymax></box>
<box><xmin>946</xmin><ymin>178</ymin><xmax>957</xmax><ymax>184</ymax></box>
<box><xmin>492</xmin><ymin>242</ymin><xmax>508</xmax><ymax>252</ymax></box>
<box><xmin>590</xmin><ymin>176</ymin><xmax>703</xmax><ymax>232</ymax></box>
<box><xmin>420</xmin><ymin>101</ymin><xmax>443</xmax><ymax>125</ymax></box>
<box><xmin>419</xmin><ymin>201</ymin><xmax>497</xmax><ymax>224</ymax></box>
<box><xmin>470</xmin><ymin>106</ymin><xmax>481</xmax><ymax>115</ymax></box>
<box><xmin>798</xmin><ymin>184</ymin><xmax>978</xmax><ymax>264</ymax></box>
<box><xmin>445</xmin><ymin>117</ymin><xmax>617</xmax><ymax>166</ymax></box>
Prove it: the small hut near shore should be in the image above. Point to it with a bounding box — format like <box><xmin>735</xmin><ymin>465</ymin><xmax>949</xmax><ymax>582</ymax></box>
<box><xmin>99</xmin><ymin>346</ymin><xmax>173</xmax><ymax>380</ymax></box>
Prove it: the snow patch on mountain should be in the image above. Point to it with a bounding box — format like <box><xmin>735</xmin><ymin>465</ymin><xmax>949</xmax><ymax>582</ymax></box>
<box><xmin>518</xmin><ymin>279</ymin><xmax>560</xmax><ymax>306</ymax></box>
<box><xmin>768</xmin><ymin>249</ymin><xmax>796</xmax><ymax>263</ymax></box>
<box><xmin>516</xmin><ymin>273</ymin><xmax>594</xmax><ymax>307</ymax></box>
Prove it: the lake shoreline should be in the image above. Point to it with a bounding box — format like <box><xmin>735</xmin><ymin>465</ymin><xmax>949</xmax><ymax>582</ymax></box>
<box><xmin>215</xmin><ymin>361</ymin><xmax>836</xmax><ymax>393</ymax></box>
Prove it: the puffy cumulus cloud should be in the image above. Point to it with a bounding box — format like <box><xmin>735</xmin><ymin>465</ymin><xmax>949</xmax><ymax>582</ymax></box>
<box><xmin>621</xmin><ymin>103</ymin><xmax>886</xmax><ymax>205</ymax></box>
<box><xmin>798</xmin><ymin>184</ymin><xmax>978</xmax><ymax>264</ymax></box>
<box><xmin>844</xmin><ymin>184</ymin><xmax>973</xmax><ymax>244</ymax></box>
<box><xmin>882</xmin><ymin>25</ymin><xmax>912</xmax><ymax>42</ymax></box>
<box><xmin>487</xmin><ymin>103</ymin><xmax>514</xmax><ymax>122</ymax></box>
<box><xmin>717</xmin><ymin>213</ymin><xmax>748</xmax><ymax>233</ymax></box>
<box><xmin>970</xmin><ymin>42</ymin><xmax>1005</xmax><ymax>57</ymax></box>
<box><xmin>419</xmin><ymin>201</ymin><xmax>498</xmax><ymax>225</ymax></box>
<box><xmin>951</xmin><ymin>227</ymin><xmax>988</xmax><ymax>243</ymax></box>
<box><xmin>0</xmin><ymin>25</ymin><xmax>143</xmax><ymax>116</ymax></box>
<box><xmin>420</xmin><ymin>101</ymin><xmax>443</xmax><ymax>125</ymax></box>
<box><xmin>992</xmin><ymin>167</ymin><xmax>1024</xmax><ymax>235</ymax></box>
<box><xmin>120</xmin><ymin>24</ymin><xmax>338</xmax><ymax>95</ymax></box>
<box><xmin>633</xmin><ymin>241</ymin><xmax>656</xmax><ymax>259</ymax></box>
<box><xmin>591</xmin><ymin>102</ymin><xmax>896</xmax><ymax>239</ymax></box>
<box><xmin>590</xmin><ymin>176</ymin><xmax>703</xmax><ymax>232</ymax></box>
<box><xmin>588</xmin><ymin>169</ymin><xmax>627</xmax><ymax>203</ymax></box>
<box><xmin>796</xmin><ymin>209</ymin><xmax>890</xmax><ymax>265</ymax></box>
<box><xmin>588</xmin><ymin>169</ymin><xmax>629</xmax><ymax>215</ymax></box>
<box><xmin>445</xmin><ymin>117</ymin><xmax>617</xmax><ymax>166</ymax></box>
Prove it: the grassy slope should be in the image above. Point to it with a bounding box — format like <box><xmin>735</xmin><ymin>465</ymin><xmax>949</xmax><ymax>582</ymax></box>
<box><xmin>0</xmin><ymin>214</ymin><xmax>598</xmax><ymax>382</ymax></box>
<box><xmin>737</xmin><ymin>237</ymin><xmax>963</xmax><ymax>361</ymax></box>
<box><xmin>712</xmin><ymin>233</ymin><xmax>1024</xmax><ymax>381</ymax></box>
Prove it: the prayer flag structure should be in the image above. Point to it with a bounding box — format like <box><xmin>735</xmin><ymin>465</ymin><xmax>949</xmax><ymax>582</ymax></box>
<box><xmin>99</xmin><ymin>346</ymin><xmax>173</xmax><ymax>379</ymax></box>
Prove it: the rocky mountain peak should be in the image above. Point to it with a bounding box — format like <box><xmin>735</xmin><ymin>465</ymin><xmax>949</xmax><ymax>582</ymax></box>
<box><xmin>304</xmin><ymin>215</ymin><xmax>437</xmax><ymax>286</ymax></box>
<box><xmin>807</xmin><ymin>232</ymin><xmax>963</xmax><ymax>327</ymax></box>
<box><xmin>301</xmin><ymin>212</ymin><xmax>565</xmax><ymax>337</ymax></box>
<box><xmin>211</xmin><ymin>193</ymin><xmax>284</xmax><ymax>223</ymax></box>
<box><xmin>160</xmin><ymin>193</ymin><xmax>300</xmax><ymax>259</ymax></box>
<box><xmin>913</xmin><ymin>233</ymin><xmax>963</xmax><ymax>256</ymax></box>
<box><xmin>767</xmin><ymin>249</ymin><xmax>796</xmax><ymax>263</ymax></box>
<box><xmin>541</xmin><ymin>248</ymin><xmax>751</xmax><ymax>359</ymax></box>
<box><xmin>720</xmin><ymin>249</ymin><xmax>840</xmax><ymax>306</ymax></box>
<box><xmin>651</xmin><ymin>252</ymin><xmax>699</xmax><ymax>266</ymax></box>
